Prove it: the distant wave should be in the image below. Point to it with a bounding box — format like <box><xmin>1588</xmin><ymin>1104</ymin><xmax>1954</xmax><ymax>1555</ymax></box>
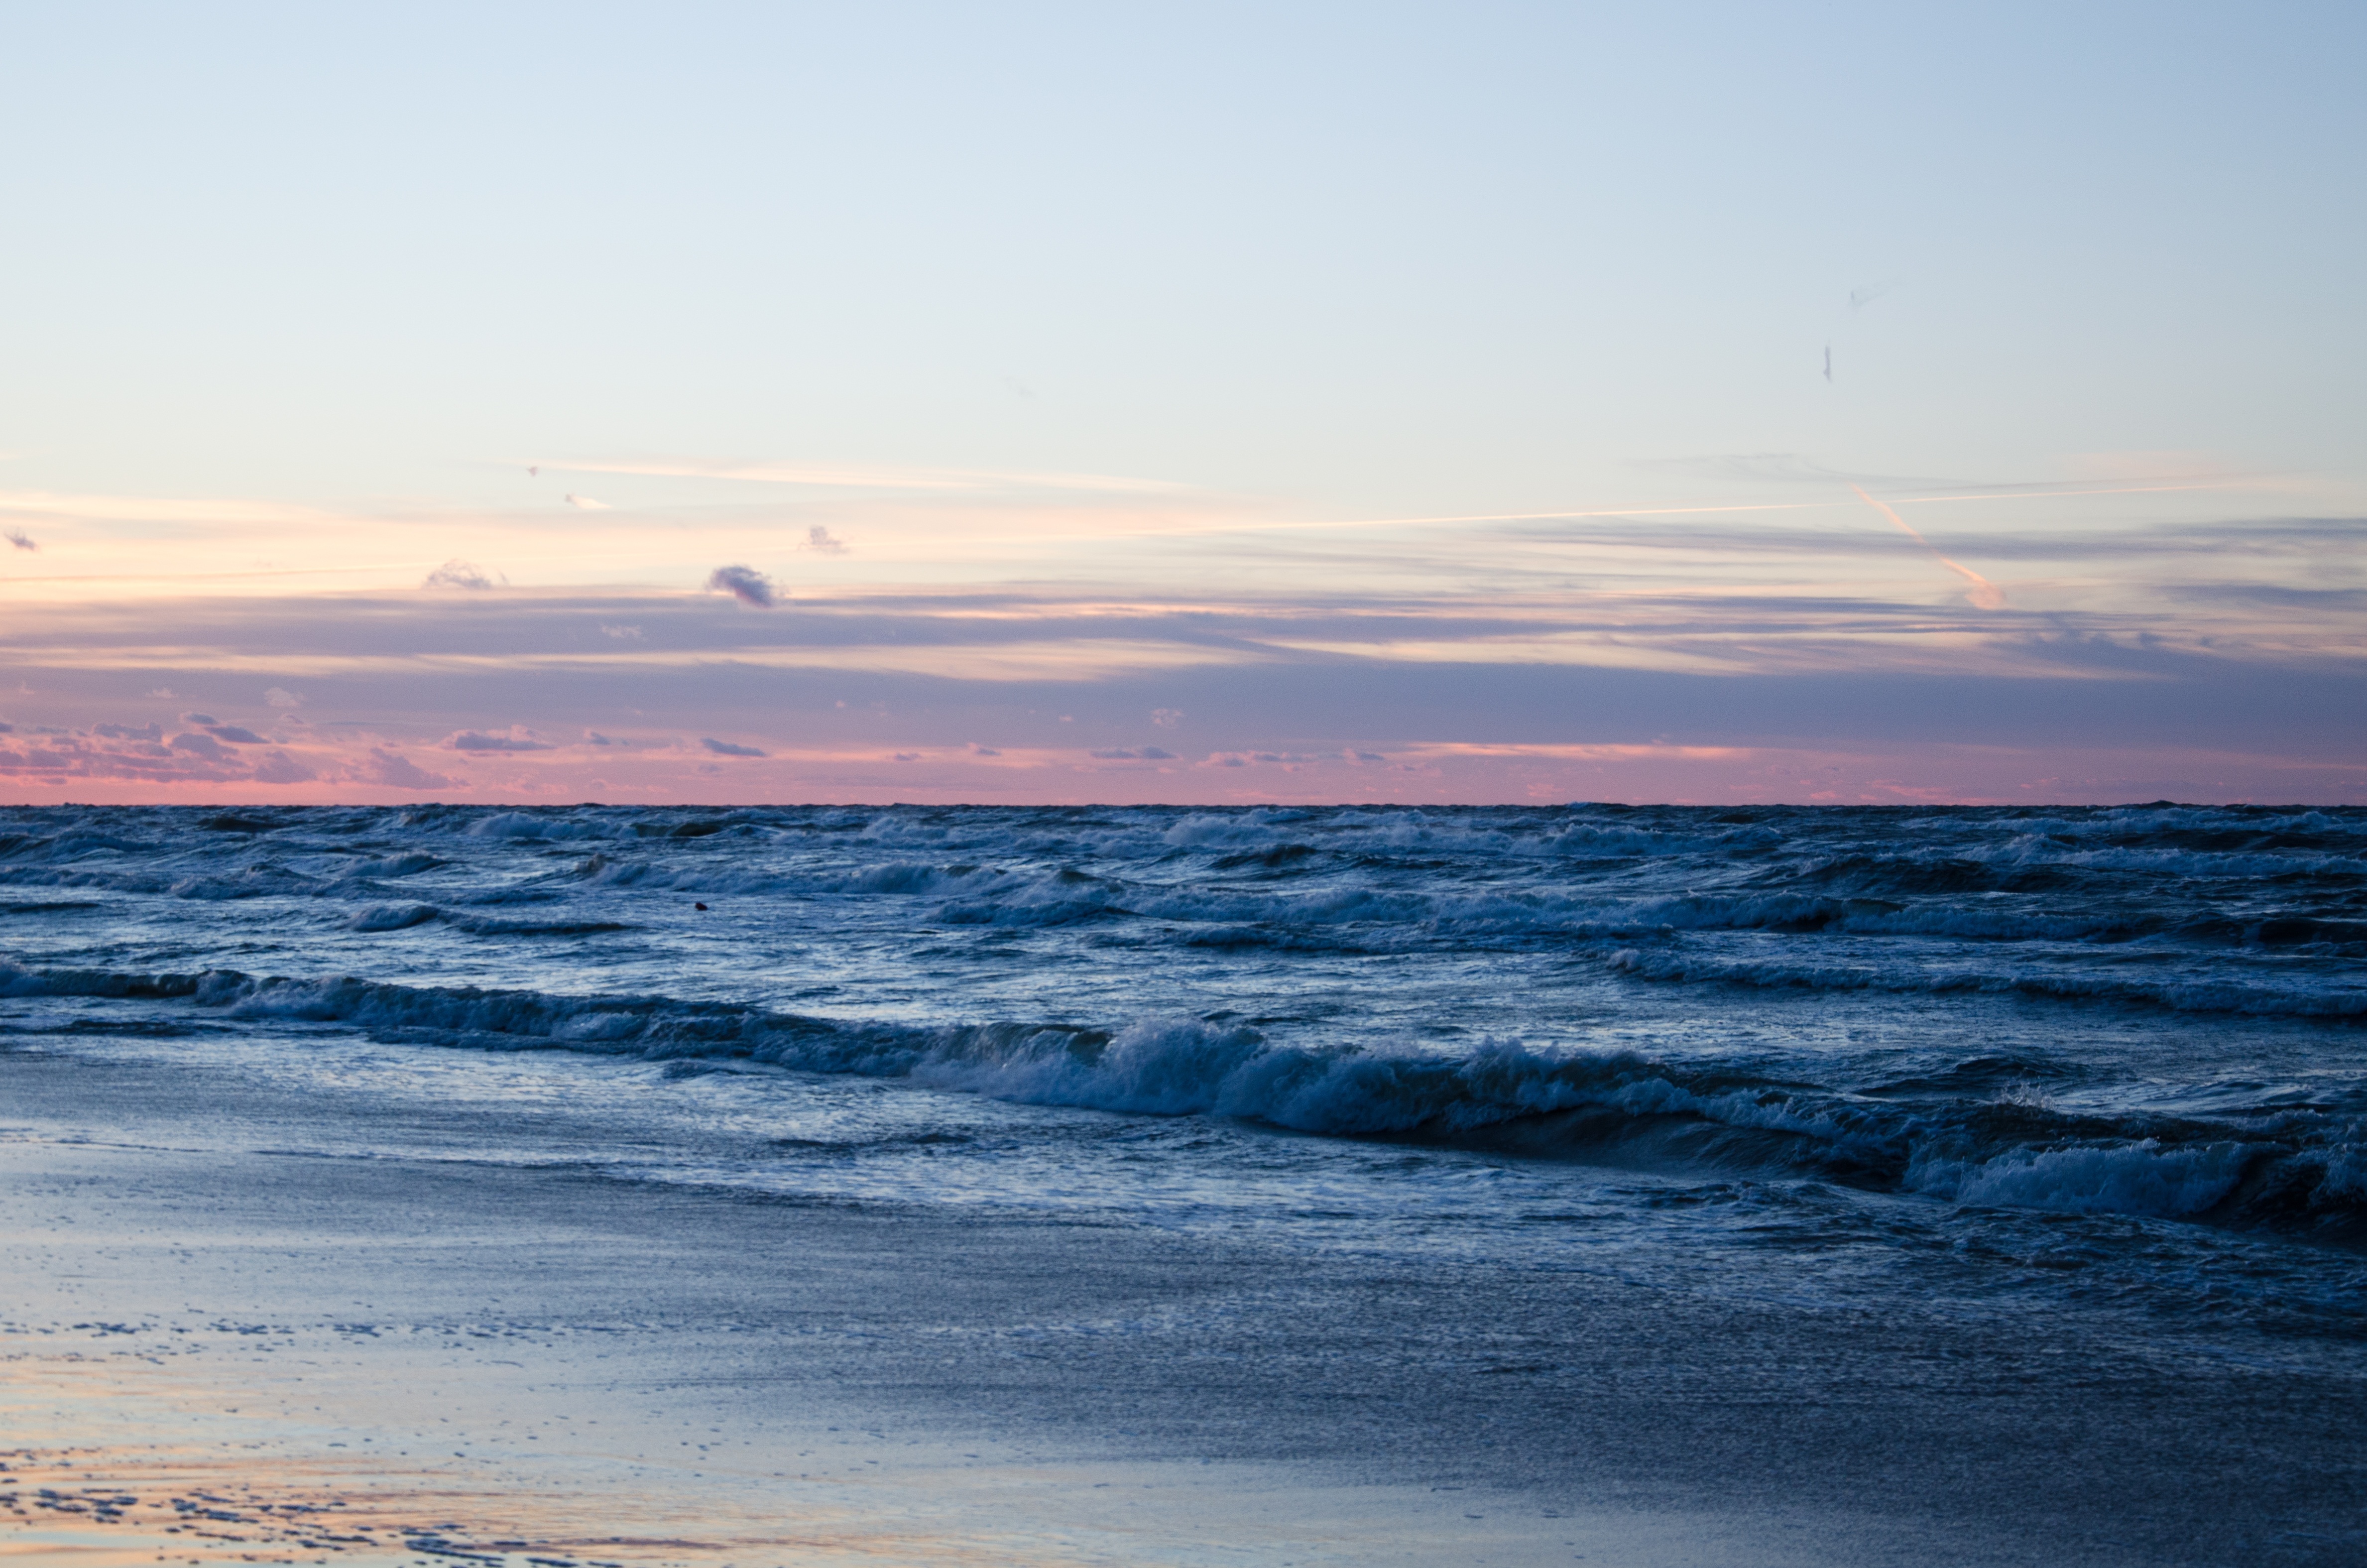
<box><xmin>1603</xmin><ymin>947</ymin><xmax>2367</xmax><ymax>1018</ymax></box>
<box><xmin>342</xmin><ymin>903</ymin><xmax>632</xmax><ymax>937</ymax></box>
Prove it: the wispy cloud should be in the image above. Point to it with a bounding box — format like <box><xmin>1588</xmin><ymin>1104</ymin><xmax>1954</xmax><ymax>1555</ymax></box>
<box><xmin>445</xmin><ymin>728</ymin><xmax>552</xmax><ymax>752</ymax></box>
<box><xmin>0</xmin><ymin>491</ymin><xmax>336</xmax><ymax>525</ymax></box>
<box><xmin>543</xmin><ymin>455</ymin><xmax>1192</xmax><ymax>496</ymax></box>
<box><xmin>701</xmin><ymin>737</ymin><xmax>766</xmax><ymax>757</ymax></box>
<box><xmin>4</xmin><ymin>529</ymin><xmax>34</xmax><ymax>552</ymax></box>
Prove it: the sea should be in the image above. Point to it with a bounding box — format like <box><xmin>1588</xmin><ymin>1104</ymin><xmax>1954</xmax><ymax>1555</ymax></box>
<box><xmin>5</xmin><ymin>801</ymin><xmax>2365</xmax><ymax>1341</ymax></box>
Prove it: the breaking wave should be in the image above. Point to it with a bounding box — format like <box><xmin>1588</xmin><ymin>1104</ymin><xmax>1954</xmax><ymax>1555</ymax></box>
<box><xmin>3</xmin><ymin>957</ymin><xmax>2360</xmax><ymax>1239</ymax></box>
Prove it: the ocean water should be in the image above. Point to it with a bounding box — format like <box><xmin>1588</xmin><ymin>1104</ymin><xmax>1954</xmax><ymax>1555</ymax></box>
<box><xmin>5</xmin><ymin>801</ymin><xmax>2365</xmax><ymax>1340</ymax></box>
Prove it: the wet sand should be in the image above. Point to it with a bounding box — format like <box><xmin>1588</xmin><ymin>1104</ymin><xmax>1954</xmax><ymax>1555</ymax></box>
<box><xmin>5</xmin><ymin>1043</ymin><xmax>2365</xmax><ymax>1567</ymax></box>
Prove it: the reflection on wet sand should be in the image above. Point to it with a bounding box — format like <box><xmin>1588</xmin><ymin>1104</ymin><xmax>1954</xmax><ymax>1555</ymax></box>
<box><xmin>1</xmin><ymin>1444</ymin><xmax>1087</xmax><ymax>1568</ymax></box>
<box><xmin>0</xmin><ymin>1351</ymin><xmax>1080</xmax><ymax>1568</ymax></box>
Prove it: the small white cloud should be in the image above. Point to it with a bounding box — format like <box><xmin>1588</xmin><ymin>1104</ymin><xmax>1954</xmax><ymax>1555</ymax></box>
<box><xmin>425</xmin><ymin>559</ymin><xmax>494</xmax><ymax>590</ymax></box>
<box><xmin>145</xmin><ymin>687</ymin><xmax>177</xmax><ymax>700</ymax></box>
<box><xmin>801</xmin><ymin>525</ymin><xmax>848</xmax><ymax>555</ymax></box>
<box><xmin>263</xmin><ymin>686</ymin><xmax>302</xmax><ymax>709</ymax></box>
<box><xmin>563</xmin><ymin>493</ymin><xmax>609</xmax><ymax>509</ymax></box>
<box><xmin>599</xmin><ymin>624</ymin><xmax>643</xmax><ymax>640</ymax></box>
<box><xmin>1152</xmin><ymin>708</ymin><xmax>1183</xmax><ymax>728</ymax></box>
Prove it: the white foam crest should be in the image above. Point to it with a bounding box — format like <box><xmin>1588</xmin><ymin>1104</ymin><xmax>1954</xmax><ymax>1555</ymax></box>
<box><xmin>465</xmin><ymin>812</ymin><xmax>615</xmax><ymax>841</ymax></box>
<box><xmin>1914</xmin><ymin>1140</ymin><xmax>2251</xmax><ymax>1217</ymax></box>
<box><xmin>836</xmin><ymin>861</ymin><xmax>992</xmax><ymax>896</ymax></box>
<box><xmin>163</xmin><ymin>868</ymin><xmax>324</xmax><ymax>900</ymax></box>
<box><xmin>344</xmin><ymin>903</ymin><xmax>439</xmax><ymax>932</ymax></box>
<box><xmin>343</xmin><ymin>852</ymin><xmax>446</xmax><ymax>879</ymax></box>
<box><xmin>0</xmin><ymin>831</ymin><xmax>154</xmax><ymax>863</ymax></box>
<box><xmin>566</xmin><ymin>856</ymin><xmax>801</xmax><ymax>897</ymax></box>
<box><xmin>1160</xmin><ymin>810</ymin><xmax>1319</xmax><ymax>848</ymax></box>
<box><xmin>911</xmin><ymin>1024</ymin><xmax>1854</xmax><ymax>1151</ymax></box>
<box><xmin>1974</xmin><ymin>835</ymin><xmax>2358</xmax><ymax>879</ymax></box>
<box><xmin>1541</xmin><ymin>821</ymin><xmax>1779</xmax><ymax>855</ymax></box>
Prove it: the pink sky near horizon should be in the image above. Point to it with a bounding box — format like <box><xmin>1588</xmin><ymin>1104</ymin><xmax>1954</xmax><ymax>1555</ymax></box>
<box><xmin>2</xmin><ymin>475</ymin><xmax>2362</xmax><ymax>807</ymax></box>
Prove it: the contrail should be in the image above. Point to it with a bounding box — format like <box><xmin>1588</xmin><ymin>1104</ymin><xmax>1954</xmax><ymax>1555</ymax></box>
<box><xmin>1851</xmin><ymin>484</ymin><xmax>2007</xmax><ymax>609</ymax></box>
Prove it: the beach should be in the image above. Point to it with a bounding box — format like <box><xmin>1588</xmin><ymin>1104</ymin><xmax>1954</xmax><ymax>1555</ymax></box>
<box><xmin>8</xmin><ymin>1024</ymin><xmax>2364</xmax><ymax>1567</ymax></box>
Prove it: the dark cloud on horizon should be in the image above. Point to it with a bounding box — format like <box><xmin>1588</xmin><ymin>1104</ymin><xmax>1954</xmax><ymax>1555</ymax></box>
<box><xmin>707</xmin><ymin>565</ymin><xmax>776</xmax><ymax>607</ymax></box>
<box><xmin>701</xmin><ymin>737</ymin><xmax>766</xmax><ymax>757</ymax></box>
<box><xmin>446</xmin><ymin>729</ymin><xmax>553</xmax><ymax>751</ymax></box>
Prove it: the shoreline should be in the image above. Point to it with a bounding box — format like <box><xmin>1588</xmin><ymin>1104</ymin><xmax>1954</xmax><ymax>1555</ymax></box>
<box><xmin>6</xmin><ymin>1040</ymin><xmax>2366</xmax><ymax>1566</ymax></box>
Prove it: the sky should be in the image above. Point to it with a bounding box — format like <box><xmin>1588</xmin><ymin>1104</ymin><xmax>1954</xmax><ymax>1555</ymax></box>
<box><xmin>2</xmin><ymin>0</ymin><xmax>2363</xmax><ymax>806</ymax></box>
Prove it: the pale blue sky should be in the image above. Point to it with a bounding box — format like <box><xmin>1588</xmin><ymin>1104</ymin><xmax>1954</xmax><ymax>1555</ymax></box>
<box><xmin>7</xmin><ymin>1</ymin><xmax>2362</xmax><ymax>506</ymax></box>
<box><xmin>1</xmin><ymin>3</ymin><xmax>2362</xmax><ymax>803</ymax></box>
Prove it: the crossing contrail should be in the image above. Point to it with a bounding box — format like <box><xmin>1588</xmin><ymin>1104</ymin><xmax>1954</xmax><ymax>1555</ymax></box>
<box><xmin>1851</xmin><ymin>484</ymin><xmax>2007</xmax><ymax>609</ymax></box>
